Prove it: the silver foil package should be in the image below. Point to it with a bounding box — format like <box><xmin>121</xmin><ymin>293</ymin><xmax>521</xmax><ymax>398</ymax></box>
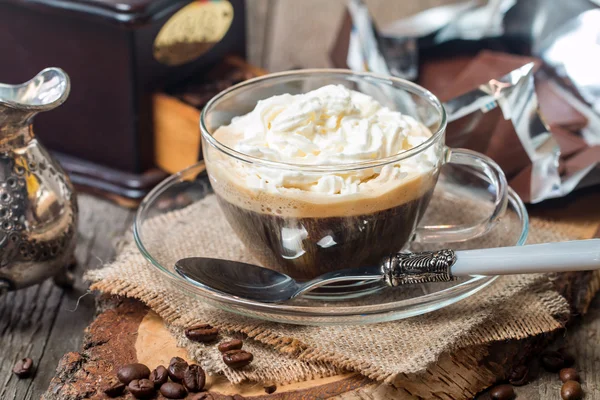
<box><xmin>444</xmin><ymin>63</ymin><xmax>562</xmax><ymax>203</ymax></box>
<box><xmin>337</xmin><ymin>0</ymin><xmax>600</xmax><ymax>202</ymax></box>
<box><xmin>537</xmin><ymin>9</ymin><xmax>600</xmax><ymax>114</ymax></box>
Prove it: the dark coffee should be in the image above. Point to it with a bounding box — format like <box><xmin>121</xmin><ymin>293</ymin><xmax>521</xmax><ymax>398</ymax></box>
<box><xmin>216</xmin><ymin>188</ymin><xmax>435</xmax><ymax>281</ymax></box>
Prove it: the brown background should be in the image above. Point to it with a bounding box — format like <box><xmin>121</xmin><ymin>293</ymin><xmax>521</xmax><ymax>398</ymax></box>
<box><xmin>245</xmin><ymin>0</ymin><xmax>458</xmax><ymax>72</ymax></box>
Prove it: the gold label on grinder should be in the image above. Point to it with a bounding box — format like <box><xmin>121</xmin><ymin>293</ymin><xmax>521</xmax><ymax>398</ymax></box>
<box><xmin>153</xmin><ymin>0</ymin><xmax>234</xmax><ymax>66</ymax></box>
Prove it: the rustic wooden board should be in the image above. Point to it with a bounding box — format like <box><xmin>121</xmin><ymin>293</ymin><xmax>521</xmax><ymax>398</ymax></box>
<box><xmin>45</xmin><ymin>298</ymin><xmax>375</xmax><ymax>400</ymax></box>
<box><xmin>42</xmin><ymin>266</ymin><xmax>600</xmax><ymax>400</ymax></box>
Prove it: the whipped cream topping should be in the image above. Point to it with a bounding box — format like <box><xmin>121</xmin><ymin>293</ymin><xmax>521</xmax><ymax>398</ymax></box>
<box><xmin>212</xmin><ymin>84</ymin><xmax>436</xmax><ymax>196</ymax></box>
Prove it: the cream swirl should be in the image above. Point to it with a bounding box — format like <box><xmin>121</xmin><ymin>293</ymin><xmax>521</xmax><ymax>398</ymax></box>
<box><xmin>212</xmin><ymin>84</ymin><xmax>436</xmax><ymax>195</ymax></box>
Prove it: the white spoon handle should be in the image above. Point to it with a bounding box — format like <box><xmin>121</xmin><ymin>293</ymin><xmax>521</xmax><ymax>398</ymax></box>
<box><xmin>382</xmin><ymin>239</ymin><xmax>600</xmax><ymax>287</ymax></box>
<box><xmin>452</xmin><ymin>239</ymin><xmax>600</xmax><ymax>276</ymax></box>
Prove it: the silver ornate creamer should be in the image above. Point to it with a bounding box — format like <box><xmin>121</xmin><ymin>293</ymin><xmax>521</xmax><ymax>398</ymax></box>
<box><xmin>0</xmin><ymin>68</ymin><xmax>77</xmax><ymax>294</ymax></box>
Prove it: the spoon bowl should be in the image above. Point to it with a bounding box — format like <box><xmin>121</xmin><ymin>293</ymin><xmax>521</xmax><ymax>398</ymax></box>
<box><xmin>175</xmin><ymin>258</ymin><xmax>382</xmax><ymax>303</ymax></box>
<box><xmin>176</xmin><ymin>239</ymin><xmax>600</xmax><ymax>303</ymax></box>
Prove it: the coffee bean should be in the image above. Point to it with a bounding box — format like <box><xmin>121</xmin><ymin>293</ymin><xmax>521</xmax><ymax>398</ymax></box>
<box><xmin>223</xmin><ymin>349</ymin><xmax>253</xmax><ymax>369</ymax></box>
<box><xmin>128</xmin><ymin>379</ymin><xmax>155</xmax><ymax>399</ymax></box>
<box><xmin>170</xmin><ymin>356</ymin><xmax>186</xmax><ymax>364</ymax></box>
<box><xmin>189</xmin><ymin>392</ymin><xmax>214</xmax><ymax>400</ymax></box>
<box><xmin>185</xmin><ymin>324</ymin><xmax>219</xmax><ymax>342</ymax></box>
<box><xmin>490</xmin><ymin>384</ymin><xmax>515</xmax><ymax>400</ymax></box>
<box><xmin>101</xmin><ymin>376</ymin><xmax>126</xmax><ymax>398</ymax></box>
<box><xmin>541</xmin><ymin>350</ymin><xmax>565</xmax><ymax>372</ymax></box>
<box><xmin>117</xmin><ymin>363</ymin><xmax>150</xmax><ymax>384</ymax></box>
<box><xmin>508</xmin><ymin>365</ymin><xmax>529</xmax><ymax>386</ymax></box>
<box><xmin>149</xmin><ymin>365</ymin><xmax>168</xmax><ymax>387</ymax></box>
<box><xmin>169</xmin><ymin>357</ymin><xmax>189</xmax><ymax>383</ymax></box>
<box><xmin>561</xmin><ymin>380</ymin><xmax>583</xmax><ymax>400</ymax></box>
<box><xmin>218</xmin><ymin>339</ymin><xmax>243</xmax><ymax>353</ymax></box>
<box><xmin>560</xmin><ymin>368</ymin><xmax>580</xmax><ymax>383</ymax></box>
<box><xmin>264</xmin><ymin>384</ymin><xmax>277</xmax><ymax>394</ymax></box>
<box><xmin>160</xmin><ymin>382</ymin><xmax>187</xmax><ymax>399</ymax></box>
<box><xmin>13</xmin><ymin>357</ymin><xmax>34</xmax><ymax>379</ymax></box>
<box><xmin>183</xmin><ymin>364</ymin><xmax>206</xmax><ymax>392</ymax></box>
<box><xmin>558</xmin><ymin>348</ymin><xmax>576</xmax><ymax>367</ymax></box>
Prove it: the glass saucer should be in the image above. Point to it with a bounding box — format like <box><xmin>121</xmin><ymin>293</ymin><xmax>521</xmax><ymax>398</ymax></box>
<box><xmin>134</xmin><ymin>162</ymin><xmax>529</xmax><ymax>326</ymax></box>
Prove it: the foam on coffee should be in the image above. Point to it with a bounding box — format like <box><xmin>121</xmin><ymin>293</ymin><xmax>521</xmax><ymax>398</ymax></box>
<box><xmin>208</xmin><ymin>84</ymin><xmax>439</xmax><ymax>218</ymax></box>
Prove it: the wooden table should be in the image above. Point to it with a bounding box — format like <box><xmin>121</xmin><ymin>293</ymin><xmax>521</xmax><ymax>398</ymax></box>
<box><xmin>0</xmin><ymin>193</ymin><xmax>599</xmax><ymax>399</ymax></box>
<box><xmin>0</xmin><ymin>196</ymin><xmax>133</xmax><ymax>400</ymax></box>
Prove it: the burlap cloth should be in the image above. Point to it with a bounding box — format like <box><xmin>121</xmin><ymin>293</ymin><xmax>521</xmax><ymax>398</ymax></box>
<box><xmin>86</xmin><ymin>193</ymin><xmax>592</xmax><ymax>386</ymax></box>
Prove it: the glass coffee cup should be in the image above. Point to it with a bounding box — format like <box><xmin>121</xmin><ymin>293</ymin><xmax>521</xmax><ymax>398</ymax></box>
<box><xmin>201</xmin><ymin>70</ymin><xmax>508</xmax><ymax>281</ymax></box>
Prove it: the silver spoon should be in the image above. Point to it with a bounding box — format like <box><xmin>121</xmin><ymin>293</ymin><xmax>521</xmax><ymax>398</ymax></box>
<box><xmin>175</xmin><ymin>239</ymin><xmax>600</xmax><ymax>303</ymax></box>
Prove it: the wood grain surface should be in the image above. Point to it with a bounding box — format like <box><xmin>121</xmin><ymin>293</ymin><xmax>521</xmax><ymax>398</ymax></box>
<box><xmin>44</xmin><ymin>298</ymin><xmax>376</xmax><ymax>400</ymax></box>
<box><xmin>0</xmin><ymin>196</ymin><xmax>135</xmax><ymax>400</ymax></box>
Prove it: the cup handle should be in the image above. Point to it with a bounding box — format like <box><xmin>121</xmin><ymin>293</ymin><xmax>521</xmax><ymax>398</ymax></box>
<box><xmin>414</xmin><ymin>148</ymin><xmax>509</xmax><ymax>243</ymax></box>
